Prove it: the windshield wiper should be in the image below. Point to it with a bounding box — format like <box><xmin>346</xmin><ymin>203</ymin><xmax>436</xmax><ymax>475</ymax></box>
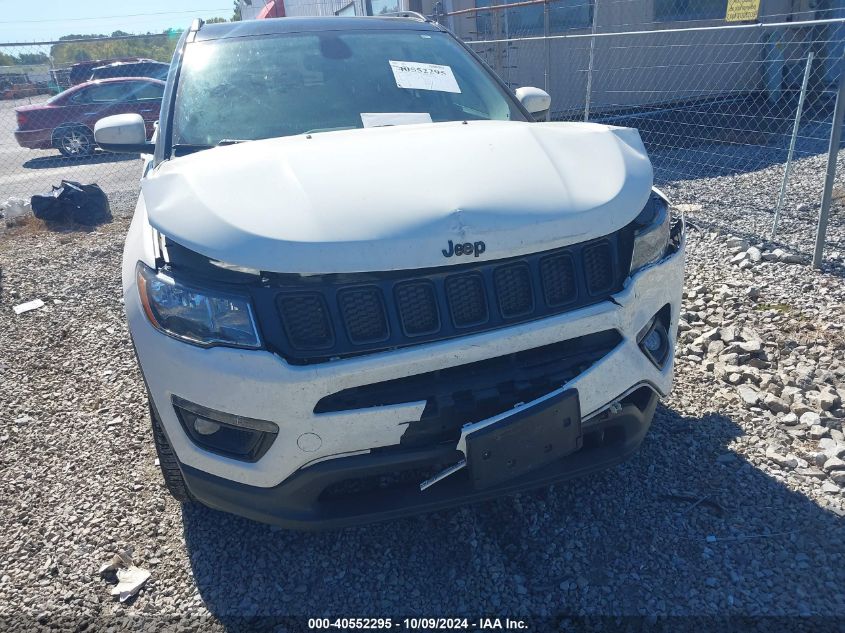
<box><xmin>303</xmin><ymin>126</ymin><xmax>357</xmax><ymax>135</ymax></box>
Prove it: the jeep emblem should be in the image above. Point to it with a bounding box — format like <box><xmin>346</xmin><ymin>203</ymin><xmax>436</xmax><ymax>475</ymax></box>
<box><xmin>442</xmin><ymin>240</ymin><xmax>486</xmax><ymax>258</ymax></box>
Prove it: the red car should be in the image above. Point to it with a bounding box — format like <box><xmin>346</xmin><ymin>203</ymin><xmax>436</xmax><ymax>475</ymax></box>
<box><xmin>14</xmin><ymin>77</ymin><xmax>165</xmax><ymax>158</ymax></box>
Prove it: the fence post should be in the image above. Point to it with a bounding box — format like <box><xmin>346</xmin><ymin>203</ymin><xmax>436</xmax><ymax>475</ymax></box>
<box><xmin>543</xmin><ymin>0</ymin><xmax>550</xmax><ymax>96</ymax></box>
<box><xmin>813</xmin><ymin>54</ymin><xmax>845</xmax><ymax>268</ymax></box>
<box><xmin>771</xmin><ymin>51</ymin><xmax>814</xmax><ymax>240</ymax></box>
<box><xmin>584</xmin><ymin>0</ymin><xmax>599</xmax><ymax>121</ymax></box>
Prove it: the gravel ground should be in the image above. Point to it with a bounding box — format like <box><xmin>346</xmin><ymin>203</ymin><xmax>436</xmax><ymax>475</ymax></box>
<box><xmin>1</xmin><ymin>153</ymin><xmax>844</xmax><ymax>631</ymax></box>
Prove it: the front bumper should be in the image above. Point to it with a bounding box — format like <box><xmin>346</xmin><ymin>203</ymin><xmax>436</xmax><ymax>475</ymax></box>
<box><xmin>177</xmin><ymin>387</ymin><xmax>657</xmax><ymax>529</ymax></box>
<box><xmin>128</xmin><ymin>226</ymin><xmax>685</xmax><ymax>522</ymax></box>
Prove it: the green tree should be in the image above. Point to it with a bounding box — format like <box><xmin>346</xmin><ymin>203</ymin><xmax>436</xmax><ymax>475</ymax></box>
<box><xmin>49</xmin><ymin>31</ymin><xmax>183</xmax><ymax>67</ymax></box>
<box><xmin>16</xmin><ymin>53</ymin><xmax>50</xmax><ymax>65</ymax></box>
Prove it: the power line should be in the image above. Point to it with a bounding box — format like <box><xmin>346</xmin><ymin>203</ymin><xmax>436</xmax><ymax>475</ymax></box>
<box><xmin>0</xmin><ymin>8</ymin><xmax>231</xmax><ymax>25</ymax></box>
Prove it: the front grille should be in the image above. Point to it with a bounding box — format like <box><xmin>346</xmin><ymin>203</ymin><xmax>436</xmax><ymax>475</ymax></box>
<box><xmin>395</xmin><ymin>281</ymin><xmax>439</xmax><ymax>336</ymax></box>
<box><xmin>260</xmin><ymin>228</ymin><xmax>632</xmax><ymax>363</ymax></box>
<box><xmin>540</xmin><ymin>253</ymin><xmax>576</xmax><ymax>306</ymax></box>
<box><xmin>277</xmin><ymin>293</ymin><xmax>333</xmax><ymax>350</ymax></box>
<box><xmin>583</xmin><ymin>241</ymin><xmax>614</xmax><ymax>294</ymax></box>
<box><xmin>338</xmin><ymin>287</ymin><xmax>388</xmax><ymax>344</ymax></box>
<box><xmin>445</xmin><ymin>273</ymin><xmax>487</xmax><ymax>327</ymax></box>
<box><xmin>494</xmin><ymin>263</ymin><xmax>534</xmax><ymax>318</ymax></box>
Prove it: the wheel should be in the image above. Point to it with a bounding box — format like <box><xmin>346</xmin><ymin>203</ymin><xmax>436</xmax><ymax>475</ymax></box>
<box><xmin>150</xmin><ymin>401</ymin><xmax>195</xmax><ymax>503</ymax></box>
<box><xmin>54</xmin><ymin>126</ymin><xmax>95</xmax><ymax>158</ymax></box>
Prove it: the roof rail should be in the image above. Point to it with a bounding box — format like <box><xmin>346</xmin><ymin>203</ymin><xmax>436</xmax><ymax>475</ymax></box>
<box><xmin>378</xmin><ymin>11</ymin><xmax>430</xmax><ymax>22</ymax></box>
<box><xmin>186</xmin><ymin>18</ymin><xmax>204</xmax><ymax>43</ymax></box>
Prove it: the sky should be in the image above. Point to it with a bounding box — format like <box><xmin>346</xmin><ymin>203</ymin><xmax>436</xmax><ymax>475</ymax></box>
<box><xmin>0</xmin><ymin>0</ymin><xmax>235</xmax><ymax>42</ymax></box>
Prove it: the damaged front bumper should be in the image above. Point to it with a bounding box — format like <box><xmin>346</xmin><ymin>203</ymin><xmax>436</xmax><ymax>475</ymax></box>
<box><xmin>177</xmin><ymin>385</ymin><xmax>658</xmax><ymax>529</ymax></box>
<box><xmin>131</xmin><ymin>221</ymin><xmax>685</xmax><ymax>528</ymax></box>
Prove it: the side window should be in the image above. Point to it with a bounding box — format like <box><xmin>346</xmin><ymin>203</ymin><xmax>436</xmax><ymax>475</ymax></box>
<box><xmin>654</xmin><ymin>0</ymin><xmax>728</xmax><ymax>22</ymax></box>
<box><xmin>86</xmin><ymin>83</ymin><xmax>132</xmax><ymax>103</ymax></box>
<box><xmin>131</xmin><ymin>82</ymin><xmax>165</xmax><ymax>101</ymax></box>
<box><xmin>367</xmin><ymin>0</ymin><xmax>400</xmax><ymax>15</ymax></box>
<box><xmin>475</xmin><ymin>0</ymin><xmax>593</xmax><ymax>39</ymax></box>
<box><xmin>69</xmin><ymin>88</ymin><xmax>92</xmax><ymax>104</ymax></box>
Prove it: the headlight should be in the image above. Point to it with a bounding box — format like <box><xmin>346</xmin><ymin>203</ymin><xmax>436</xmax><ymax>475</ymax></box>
<box><xmin>630</xmin><ymin>192</ymin><xmax>671</xmax><ymax>273</ymax></box>
<box><xmin>136</xmin><ymin>262</ymin><xmax>261</xmax><ymax>349</ymax></box>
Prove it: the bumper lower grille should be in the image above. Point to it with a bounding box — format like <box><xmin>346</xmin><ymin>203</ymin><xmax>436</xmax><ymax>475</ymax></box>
<box><xmin>316</xmin><ymin>330</ymin><xmax>621</xmax><ymax>448</ymax></box>
<box><xmin>258</xmin><ymin>228</ymin><xmax>632</xmax><ymax>363</ymax></box>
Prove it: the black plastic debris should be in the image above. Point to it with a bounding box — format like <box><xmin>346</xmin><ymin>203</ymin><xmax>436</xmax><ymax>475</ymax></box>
<box><xmin>31</xmin><ymin>180</ymin><xmax>112</xmax><ymax>226</ymax></box>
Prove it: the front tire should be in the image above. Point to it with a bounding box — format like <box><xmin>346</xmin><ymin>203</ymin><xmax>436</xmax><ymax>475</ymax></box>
<box><xmin>54</xmin><ymin>125</ymin><xmax>95</xmax><ymax>158</ymax></box>
<box><xmin>150</xmin><ymin>401</ymin><xmax>194</xmax><ymax>503</ymax></box>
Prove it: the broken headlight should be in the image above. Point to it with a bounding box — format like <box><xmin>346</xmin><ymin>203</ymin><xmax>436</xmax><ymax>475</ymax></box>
<box><xmin>136</xmin><ymin>262</ymin><xmax>261</xmax><ymax>349</ymax></box>
<box><xmin>630</xmin><ymin>191</ymin><xmax>671</xmax><ymax>273</ymax></box>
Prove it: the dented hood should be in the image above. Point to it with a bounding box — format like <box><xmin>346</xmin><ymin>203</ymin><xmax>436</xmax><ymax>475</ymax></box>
<box><xmin>142</xmin><ymin>120</ymin><xmax>653</xmax><ymax>274</ymax></box>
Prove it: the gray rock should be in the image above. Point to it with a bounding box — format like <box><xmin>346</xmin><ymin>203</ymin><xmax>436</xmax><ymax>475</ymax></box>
<box><xmin>823</xmin><ymin>457</ymin><xmax>845</xmax><ymax>472</ymax></box>
<box><xmin>812</xmin><ymin>452</ymin><xmax>829</xmax><ymax>467</ymax></box>
<box><xmin>746</xmin><ymin>246</ymin><xmax>762</xmax><ymax>262</ymax></box>
<box><xmin>795</xmin><ymin>467</ymin><xmax>826</xmax><ymax>479</ymax></box>
<box><xmin>731</xmin><ymin>252</ymin><xmax>748</xmax><ymax>265</ymax></box>
<box><xmin>727</xmin><ymin>237</ymin><xmax>750</xmax><ymax>250</ymax></box>
<box><xmin>809</xmin><ymin>425</ymin><xmax>830</xmax><ymax>440</ymax></box>
<box><xmin>818</xmin><ymin>391</ymin><xmax>840</xmax><ymax>411</ymax></box>
<box><xmin>764</xmin><ymin>394</ymin><xmax>790</xmax><ymax>415</ymax></box>
<box><xmin>737</xmin><ymin>386</ymin><xmax>759</xmax><ymax>406</ymax></box>
<box><xmin>766</xmin><ymin>446</ymin><xmax>799</xmax><ymax>469</ymax></box>
<box><xmin>738</xmin><ymin>340</ymin><xmax>762</xmax><ymax>353</ymax></box>
<box><xmin>792</xmin><ymin>401</ymin><xmax>813</xmax><ymax>417</ymax></box>
<box><xmin>821</xmin><ymin>481</ymin><xmax>841</xmax><ymax>494</ymax></box>
<box><xmin>720</xmin><ymin>326</ymin><xmax>739</xmax><ymax>343</ymax></box>
<box><xmin>800</xmin><ymin>412</ymin><xmax>821</xmax><ymax>427</ymax></box>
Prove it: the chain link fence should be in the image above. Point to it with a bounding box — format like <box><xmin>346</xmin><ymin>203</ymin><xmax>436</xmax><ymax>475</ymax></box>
<box><xmin>1</xmin><ymin>12</ymin><xmax>844</xmax><ymax>261</ymax></box>
<box><xmin>0</xmin><ymin>33</ymin><xmax>178</xmax><ymax>206</ymax></box>
<box><xmin>445</xmin><ymin>2</ymin><xmax>845</xmax><ymax>258</ymax></box>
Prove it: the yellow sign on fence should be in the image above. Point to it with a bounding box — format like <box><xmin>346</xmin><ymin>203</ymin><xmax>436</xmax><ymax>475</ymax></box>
<box><xmin>725</xmin><ymin>0</ymin><xmax>761</xmax><ymax>22</ymax></box>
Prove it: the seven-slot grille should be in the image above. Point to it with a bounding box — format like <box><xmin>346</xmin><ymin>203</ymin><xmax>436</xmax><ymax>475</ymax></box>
<box><xmin>266</xmin><ymin>232</ymin><xmax>629</xmax><ymax>363</ymax></box>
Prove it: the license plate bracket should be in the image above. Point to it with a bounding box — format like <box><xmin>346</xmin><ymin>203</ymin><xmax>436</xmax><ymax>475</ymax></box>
<box><xmin>466</xmin><ymin>389</ymin><xmax>581</xmax><ymax>490</ymax></box>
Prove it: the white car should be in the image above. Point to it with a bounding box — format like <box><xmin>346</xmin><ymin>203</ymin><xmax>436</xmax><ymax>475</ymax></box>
<box><xmin>95</xmin><ymin>15</ymin><xmax>685</xmax><ymax>529</ymax></box>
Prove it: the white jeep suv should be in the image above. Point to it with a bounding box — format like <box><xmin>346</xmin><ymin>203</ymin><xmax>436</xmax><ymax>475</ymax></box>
<box><xmin>95</xmin><ymin>15</ymin><xmax>685</xmax><ymax>529</ymax></box>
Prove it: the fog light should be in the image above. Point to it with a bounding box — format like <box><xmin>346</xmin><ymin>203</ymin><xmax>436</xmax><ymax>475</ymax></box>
<box><xmin>638</xmin><ymin>308</ymin><xmax>671</xmax><ymax>369</ymax></box>
<box><xmin>642</xmin><ymin>329</ymin><xmax>663</xmax><ymax>354</ymax></box>
<box><xmin>171</xmin><ymin>396</ymin><xmax>278</xmax><ymax>462</ymax></box>
<box><xmin>193</xmin><ymin>418</ymin><xmax>221</xmax><ymax>436</ymax></box>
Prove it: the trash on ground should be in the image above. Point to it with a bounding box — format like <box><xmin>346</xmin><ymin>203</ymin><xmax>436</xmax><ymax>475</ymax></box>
<box><xmin>31</xmin><ymin>180</ymin><xmax>112</xmax><ymax>226</ymax></box>
<box><xmin>1</xmin><ymin>197</ymin><xmax>32</xmax><ymax>227</ymax></box>
<box><xmin>110</xmin><ymin>566</ymin><xmax>151</xmax><ymax>602</ymax></box>
<box><xmin>99</xmin><ymin>547</ymin><xmax>150</xmax><ymax>602</ymax></box>
<box><xmin>13</xmin><ymin>299</ymin><xmax>44</xmax><ymax>315</ymax></box>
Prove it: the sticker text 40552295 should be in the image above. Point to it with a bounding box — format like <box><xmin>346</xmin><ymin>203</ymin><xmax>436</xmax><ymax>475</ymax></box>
<box><xmin>389</xmin><ymin>60</ymin><xmax>462</xmax><ymax>94</ymax></box>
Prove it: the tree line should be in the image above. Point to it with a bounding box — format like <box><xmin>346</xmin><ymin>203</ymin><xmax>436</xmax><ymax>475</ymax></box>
<box><xmin>1</xmin><ymin>5</ymin><xmax>236</xmax><ymax>69</ymax></box>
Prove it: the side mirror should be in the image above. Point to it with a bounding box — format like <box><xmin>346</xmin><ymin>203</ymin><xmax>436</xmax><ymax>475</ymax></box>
<box><xmin>515</xmin><ymin>87</ymin><xmax>551</xmax><ymax>121</ymax></box>
<box><xmin>94</xmin><ymin>113</ymin><xmax>154</xmax><ymax>154</ymax></box>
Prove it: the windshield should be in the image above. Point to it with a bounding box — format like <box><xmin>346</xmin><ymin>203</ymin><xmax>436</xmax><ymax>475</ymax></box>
<box><xmin>172</xmin><ymin>29</ymin><xmax>526</xmax><ymax>147</ymax></box>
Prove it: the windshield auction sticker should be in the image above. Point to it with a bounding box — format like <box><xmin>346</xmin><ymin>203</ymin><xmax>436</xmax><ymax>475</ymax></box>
<box><xmin>389</xmin><ymin>60</ymin><xmax>461</xmax><ymax>93</ymax></box>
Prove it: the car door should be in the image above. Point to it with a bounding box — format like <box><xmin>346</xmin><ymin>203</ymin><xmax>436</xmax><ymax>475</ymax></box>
<box><xmin>57</xmin><ymin>85</ymin><xmax>104</xmax><ymax>131</ymax></box>
<box><xmin>124</xmin><ymin>80</ymin><xmax>165</xmax><ymax>139</ymax></box>
<box><xmin>74</xmin><ymin>82</ymin><xmax>135</xmax><ymax>131</ymax></box>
